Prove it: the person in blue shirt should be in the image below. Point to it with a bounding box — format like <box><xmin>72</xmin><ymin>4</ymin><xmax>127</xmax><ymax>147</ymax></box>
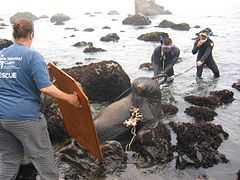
<box><xmin>0</xmin><ymin>19</ymin><xmax>80</xmax><ymax>180</ymax></box>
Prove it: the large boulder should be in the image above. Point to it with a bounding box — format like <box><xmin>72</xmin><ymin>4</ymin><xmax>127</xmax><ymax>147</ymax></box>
<box><xmin>100</xmin><ymin>33</ymin><xmax>120</xmax><ymax>42</ymax></box>
<box><xmin>135</xmin><ymin>0</ymin><xmax>172</xmax><ymax>16</ymax></box>
<box><xmin>50</xmin><ymin>13</ymin><xmax>70</xmax><ymax>25</ymax></box>
<box><xmin>158</xmin><ymin>20</ymin><xmax>191</xmax><ymax>31</ymax></box>
<box><xmin>10</xmin><ymin>12</ymin><xmax>38</xmax><ymax>24</ymax></box>
<box><xmin>0</xmin><ymin>39</ymin><xmax>13</xmax><ymax>50</ymax></box>
<box><xmin>170</xmin><ymin>122</ymin><xmax>229</xmax><ymax>169</ymax></box>
<box><xmin>137</xmin><ymin>31</ymin><xmax>168</xmax><ymax>42</ymax></box>
<box><xmin>63</xmin><ymin>61</ymin><xmax>131</xmax><ymax>102</ymax></box>
<box><xmin>122</xmin><ymin>14</ymin><xmax>151</xmax><ymax>26</ymax></box>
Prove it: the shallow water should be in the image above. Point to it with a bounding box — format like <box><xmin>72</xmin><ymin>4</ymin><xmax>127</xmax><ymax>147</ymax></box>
<box><xmin>1</xmin><ymin>1</ymin><xmax>240</xmax><ymax>179</ymax></box>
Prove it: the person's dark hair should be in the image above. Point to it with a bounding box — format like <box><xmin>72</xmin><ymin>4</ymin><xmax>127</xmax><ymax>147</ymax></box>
<box><xmin>13</xmin><ymin>19</ymin><xmax>34</xmax><ymax>39</ymax></box>
<box><xmin>163</xmin><ymin>37</ymin><xmax>172</xmax><ymax>46</ymax></box>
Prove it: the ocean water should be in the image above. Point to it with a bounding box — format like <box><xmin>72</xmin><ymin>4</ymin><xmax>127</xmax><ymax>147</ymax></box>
<box><xmin>0</xmin><ymin>0</ymin><xmax>240</xmax><ymax>179</ymax></box>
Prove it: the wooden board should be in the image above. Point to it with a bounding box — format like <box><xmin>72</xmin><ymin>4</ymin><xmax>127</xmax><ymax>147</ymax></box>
<box><xmin>48</xmin><ymin>63</ymin><xmax>103</xmax><ymax>160</ymax></box>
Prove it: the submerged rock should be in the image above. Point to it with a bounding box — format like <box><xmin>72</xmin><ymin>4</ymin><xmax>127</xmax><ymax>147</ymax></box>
<box><xmin>0</xmin><ymin>39</ymin><xmax>13</xmax><ymax>50</ymax></box>
<box><xmin>122</xmin><ymin>14</ymin><xmax>151</xmax><ymax>26</ymax></box>
<box><xmin>232</xmin><ymin>80</ymin><xmax>240</xmax><ymax>91</ymax></box>
<box><xmin>63</xmin><ymin>60</ymin><xmax>131</xmax><ymax>102</ymax></box>
<box><xmin>83</xmin><ymin>46</ymin><xmax>106</xmax><ymax>53</ymax></box>
<box><xmin>135</xmin><ymin>0</ymin><xmax>172</xmax><ymax>16</ymax></box>
<box><xmin>64</xmin><ymin>27</ymin><xmax>79</xmax><ymax>31</ymax></box>
<box><xmin>161</xmin><ymin>103</ymin><xmax>179</xmax><ymax>116</ymax></box>
<box><xmin>107</xmin><ymin>10</ymin><xmax>120</xmax><ymax>15</ymax></box>
<box><xmin>102</xmin><ymin>26</ymin><xmax>111</xmax><ymax>29</ymax></box>
<box><xmin>10</xmin><ymin>12</ymin><xmax>38</xmax><ymax>24</ymax></box>
<box><xmin>100</xmin><ymin>33</ymin><xmax>120</xmax><ymax>42</ymax></box>
<box><xmin>158</xmin><ymin>20</ymin><xmax>191</xmax><ymax>31</ymax></box>
<box><xmin>169</xmin><ymin>122</ymin><xmax>229</xmax><ymax>169</ymax></box>
<box><xmin>184</xmin><ymin>106</ymin><xmax>217</xmax><ymax>122</ymax></box>
<box><xmin>83</xmin><ymin>28</ymin><xmax>95</xmax><ymax>32</ymax></box>
<box><xmin>139</xmin><ymin>62</ymin><xmax>153</xmax><ymax>71</ymax></box>
<box><xmin>210</xmin><ymin>89</ymin><xmax>235</xmax><ymax>104</ymax></box>
<box><xmin>184</xmin><ymin>95</ymin><xmax>221</xmax><ymax>109</ymax></box>
<box><xmin>137</xmin><ymin>32</ymin><xmax>169</xmax><ymax>42</ymax></box>
<box><xmin>39</xmin><ymin>15</ymin><xmax>49</xmax><ymax>19</ymax></box>
<box><xmin>57</xmin><ymin>140</ymin><xmax>126</xmax><ymax>180</ymax></box>
<box><xmin>73</xmin><ymin>41</ymin><xmax>92</xmax><ymax>47</ymax></box>
<box><xmin>50</xmin><ymin>13</ymin><xmax>70</xmax><ymax>24</ymax></box>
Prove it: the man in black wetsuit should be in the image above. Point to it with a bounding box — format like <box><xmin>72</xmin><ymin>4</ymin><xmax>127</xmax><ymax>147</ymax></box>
<box><xmin>151</xmin><ymin>37</ymin><xmax>180</xmax><ymax>80</ymax></box>
<box><xmin>192</xmin><ymin>31</ymin><xmax>220</xmax><ymax>79</ymax></box>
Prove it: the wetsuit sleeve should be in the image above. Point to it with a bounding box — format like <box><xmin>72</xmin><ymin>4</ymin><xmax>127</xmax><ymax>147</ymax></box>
<box><xmin>30</xmin><ymin>52</ymin><xmax>52</xmax><ymax>89</ymax></box>
<box><xmin>192</xmin><ymin>40</ymin><xmax>199</xmax><ymax>54</ymax></box>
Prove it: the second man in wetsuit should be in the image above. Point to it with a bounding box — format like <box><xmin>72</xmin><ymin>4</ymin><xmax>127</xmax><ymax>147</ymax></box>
<box><xmin>192</xmin><ymin>31</ymin><xmax>220</xmax><ymax>79</ymax></box>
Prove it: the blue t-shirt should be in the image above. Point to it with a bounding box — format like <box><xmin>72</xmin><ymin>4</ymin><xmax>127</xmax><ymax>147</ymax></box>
<box><xmin>0</xmin><ymin>43</ymin><xmax>52</xmax><ymax>120</ymax></box>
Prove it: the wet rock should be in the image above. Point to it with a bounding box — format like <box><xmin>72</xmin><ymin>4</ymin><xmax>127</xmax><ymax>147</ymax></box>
<box><xmin>139</xmin><ymin>62</ymin><xmax>153</xmax><ymax>71</ymax></box>
<box><xmin>42</xmin><ymin>96</ymin><xmax>70</xmax><ymax>145</ymax></box>
<box><xmin>54</xmin><ymin>21</ymin><xmax>65</xmax><ymax>25</ymax></box>
<box><xmin>161</xmin><ymin>103</ymin><xmax>179</xmax><ymax>116</ymax></box>
<box><xmin>50</xmin><ymin>13</ymin><xmax>70</xmax><ymax>25</ymax></box>
<box><xmin>64</xmin><ymin>27</ymin><xmax>79</xmax><ymax>31</ymax></box>
<box><xmin>100</xmin><ymin>33</ymin><xmax>120</xmax><ymax>42</ymax></box>
<box><xmin>10</xmin><ymin>12</ymin><xmax>38</xmax><ymax>24</ymax></box>
<box><xmin>158</xmin><ymin>20</ymin><xmax>190</xmax><ymax>31</ymax></box>
<box><xmin>122</xmin><ymin>14</ymin><xmax>151</xmax><ymax>26</ymax></box>
<box><xmin>194</xmin><ymin>25</ymin><xmax>201</xmax><ymax>28</ymax></box>
<box><xmin>83</xmin><ymin>28</ymin><xmax>95</xmax><ymax>32</ymax></box>
<box><xmin>73</xmin><ymin>41</ymin><xmax>92</xmax><ymax>47</ymax></box>
<box><xmin>210</xmin><ymin>89</ymin><xmax>235</xmax><ymax>104</ymax></box>
<box><xmin>184</xmin><ymin>95</ymin><xmax>221</xmax><ymax>109</ymax></box>
<box><xmin>169</xmin><ymin>122</ymin><xmax>229</xmax><ymax>169</ymax></box>
<box><xmin>39</xmin><ymin>15</ymin><xmax>49</xmax><ymax>19</ymax></box>
<box><xmin>134</xmin><ymin>122</ymin><xmax>173</xmax><ymax>165</ymax></box>
<box><xmin>137</xmin><ymin>31</ymin><xmax>169</xmax><ymax>42</ymax></box>
<box><xmin>57</xmin><ymin>140</ymin><xmax>126</xmax><ymax>180</ymax></box>
<box><xmin>232</xmin><ymin>80</ymin><xmax>240</xmax><ymax>91</ymax></box>
<box><xmin>83</xmin><ymin>45</ymin><xmax>106</xmax><ymax>53</ymax></box>
<box><xmin>0</xmin><ymin>39</ymin><xmax>13</xmax><ymax>50</ymax></box>
<box><xmin>135</xmin><ymin>0</ymin><xmax>172</xmax><ymax>16</ymax></box>
<box><xmin>0</xmin><ymin>23</ymin><xmax>8</xmax><ymax>26</ymax></box>
<box><xmin>158</xmin><ymin>20</ymin><xmax>175</xmax><ymax>28</ymax></box>
<box><xmin>107</xmin><ymin>10</ymin><xmax>120</xmax><ymax>15</ymax></box>
<box><xmin>63</xmin><ymin>60</ymin><xmax>131</xmax><ymax>102</ymax></box>
<box><xmin>102</xmin><ymin>26</ymin><xmax>111</xmax><ymax>29</ymax></box>
<box><xmin>16</xmin><ymin>163</ymin><xmax>37</xmax><ymax>180</ymax></box>
<box><xmin>184</xmin><ymin>106</ymin><xmax>217</xmax><ymax>122</ymax></box>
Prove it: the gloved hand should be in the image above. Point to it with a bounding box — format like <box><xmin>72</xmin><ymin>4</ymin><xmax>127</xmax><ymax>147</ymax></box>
<box><xmin>197</xmin><ymin>61</ymin><xmax>203</xmax><ymax>66</ymax></box>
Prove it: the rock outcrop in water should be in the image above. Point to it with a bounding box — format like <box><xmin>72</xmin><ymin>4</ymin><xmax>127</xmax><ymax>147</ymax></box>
<box><xmin>83</xmin><ymin>28</ymin><xmax>95</xmax><ymax>32</ymax></box>
<box><xmin>63</xmin><ymin>61</ymin><xmax>131</xmax><ymax>102</ymax></box>
<box><xmin>170</xmin><ymin>122</ymin><xmax>229</xmax><ymax>169</ymax></box>
<box><xmin>122</xmin><ymin>14</ymin><xmax>151</xmax><ymax>26</ymax></box>
<box><xmin>232</xmin><ymin>80</ymin><xmax>240</xmax><ymax>91</ymax></box>
<box><xmin>184</xmin><ymin>106</ymin><xmax>217</xmax><ymax>122</ymax></box>
<box><xmin>137</xmin><ymin>31</ymin><xmax>169</xmax><ymax>42</ymax></box>
<box><xmin>184</xmin><ymin>89</ymin><xmax>235</xmax><ymax>108</ymax></box>
<box><xmin>158</xmin><ymin>20</ymin><xmax>191</xmax><ymax>31</ymax></box>
<box><xmin>0</xmin><ymin>39</ymin><xmax>13</xmax><ymax>50</ymax></box>
<box><xmin>135</xmin><ymin>0</ymin><xmax>172</xmax><ymax>16</ymax></box>
<box><xmin>73</xmin><ymin>41</ymin><xmax>92</xmax><ymax>47</ymax></box>
<box><xmin>83</xmin><ymin>43</ymin><xmax>107</xmax><ymax>53</ymax></box>
<box><xmin>139</xmin><ymin>62</ymin><xmax>153</xmax><ymax>71</ymax></box>
<box><xmin>100</xmin><ymin>33</ymin><xmax>120</xmax><ymax>42</ymax></box>
<box><xmin>50</xmin><ymin>13</ymin><xmax>70</xmax><ymax>25</ymax></box>
<box><xmin>10</xmin><ymin>12</ymin><xmax>38</xmax><ymax>24</ymax></box>
<box><xmin>107</xmin><ymin>10</ymin><xmax>120</xmax><ymax>15</ymax></box>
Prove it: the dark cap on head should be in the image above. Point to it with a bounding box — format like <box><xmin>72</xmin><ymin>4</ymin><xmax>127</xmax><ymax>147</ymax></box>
<box><xmin>13</xmin><ymin>19</ymin><xmax>34</xmax><ymax>39</ymax></box>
